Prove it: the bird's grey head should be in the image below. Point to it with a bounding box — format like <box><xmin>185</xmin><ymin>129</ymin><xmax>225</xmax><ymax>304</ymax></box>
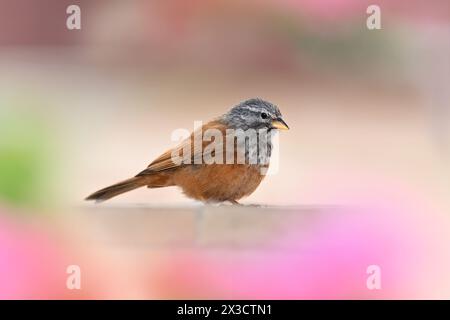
<box><xmin>222</xmin><ymin>98</ymin><xmax>289</xmax><ymax>131</ymax></box>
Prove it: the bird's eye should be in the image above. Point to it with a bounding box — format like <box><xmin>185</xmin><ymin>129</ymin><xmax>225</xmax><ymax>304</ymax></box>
<box><xmin>261</xmin><ymin>112</ymin><xmax>268</xmax><ymax>119</ymax></box>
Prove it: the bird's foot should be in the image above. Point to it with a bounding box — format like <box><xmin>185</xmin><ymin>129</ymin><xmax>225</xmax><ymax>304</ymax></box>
<box><xmin>227</xmin><ymin>201</ymin><xmax>267</xmax><ymax>207</ymax></box>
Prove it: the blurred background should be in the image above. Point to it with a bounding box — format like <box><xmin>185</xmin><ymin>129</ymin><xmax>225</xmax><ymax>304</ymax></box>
<box><xmin>0</xmin><ymin>0</ymin><xmax>449</xmax><ymax>299</ymax></box>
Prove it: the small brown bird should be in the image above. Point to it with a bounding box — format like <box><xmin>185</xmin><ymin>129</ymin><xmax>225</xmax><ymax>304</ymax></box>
<box><xmin>86</xmin><ymin>98</ymin><xmax>289</xmax><ymax>204</ymax></box>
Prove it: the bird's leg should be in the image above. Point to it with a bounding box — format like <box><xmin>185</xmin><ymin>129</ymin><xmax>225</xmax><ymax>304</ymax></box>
<box><xmin>228</xmin><ymin>199</ymin><xmax>241</xmax><ymax>205</ymax></box>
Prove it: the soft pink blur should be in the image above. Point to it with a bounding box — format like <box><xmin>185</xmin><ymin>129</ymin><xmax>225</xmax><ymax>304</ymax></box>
<box><xmin>156</xmin><ymin>190</ymin><xmax>450</xmax><ymax>299</ymax></box>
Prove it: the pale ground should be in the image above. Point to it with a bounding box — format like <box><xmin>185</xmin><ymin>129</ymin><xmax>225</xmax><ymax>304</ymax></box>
<box><xmin>81</xmin><ymin>204</ymin><xmax>332</xmax><ymax>249</ymax></box>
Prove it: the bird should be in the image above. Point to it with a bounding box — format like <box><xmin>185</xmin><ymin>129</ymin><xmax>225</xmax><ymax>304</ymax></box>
<box><xmin>85</xmin><ymin>98</ymin><xmax>289</xmax><ymax>204</ymax></box>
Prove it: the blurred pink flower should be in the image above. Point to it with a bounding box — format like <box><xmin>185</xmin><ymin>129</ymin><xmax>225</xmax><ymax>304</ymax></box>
<box><xmin>157</xmin><ymin>186</ymin><xmax>450</xmax><ymax>299</ymax></box>
<box><xmin>0</xmin><ymin>208</ymin><xmax>82</xmax><ymax>299</ymax></box>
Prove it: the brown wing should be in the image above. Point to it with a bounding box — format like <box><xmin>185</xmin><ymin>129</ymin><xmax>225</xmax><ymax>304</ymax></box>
<box><xmin>136</xmin><ymin>120</ymin><xmax>227</xmax><ymax>176</ymax></box>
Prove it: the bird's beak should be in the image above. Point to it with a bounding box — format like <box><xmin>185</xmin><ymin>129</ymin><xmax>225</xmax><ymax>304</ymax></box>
<box><xmin>271</xmin><ymin>118</ymin><xmax>289</xmax><ymax>130</ymax></box>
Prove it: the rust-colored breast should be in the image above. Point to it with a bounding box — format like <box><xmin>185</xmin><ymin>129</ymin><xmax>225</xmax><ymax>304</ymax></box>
<box><xmin>173</xmin><ymin>164</ymin><xmax>265</xmax><ymax>202</ymax></box>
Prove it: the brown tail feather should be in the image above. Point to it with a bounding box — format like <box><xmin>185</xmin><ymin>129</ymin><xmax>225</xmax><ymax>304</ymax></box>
<box><xmin>85</xmin><ymin>177</ymin><xmax>147</xmax><ymax>202</ymax></box>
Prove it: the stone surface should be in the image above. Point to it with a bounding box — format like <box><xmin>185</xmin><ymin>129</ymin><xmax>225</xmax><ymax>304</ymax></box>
<box><xmin>82</xmin><ymin>205</ymin><xmax>339</xmax><ymax>249</ymax></box>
